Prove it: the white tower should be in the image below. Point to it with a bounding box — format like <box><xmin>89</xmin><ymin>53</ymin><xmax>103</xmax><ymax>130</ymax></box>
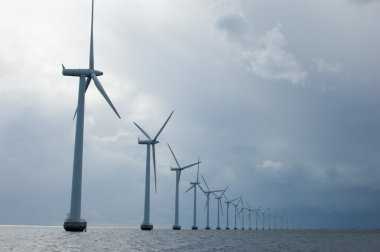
<box><xmin>168</xmin><ymin>144</ymin><xmax>199</xmax><ymax>230</ymax></box>
<box><xmin>134</xmin><ymin>111</ymin><xmax>174</xmax><ymax>230</ymax></box>
<box><xmin>62</xmin><ymin>0</ymin><xmax>120</xmax><ymax>232</ymax></box>
<box><xmin>185</xmin><ymin>157</ymin><xmax>201</xmax><ymax>230</ymax></box>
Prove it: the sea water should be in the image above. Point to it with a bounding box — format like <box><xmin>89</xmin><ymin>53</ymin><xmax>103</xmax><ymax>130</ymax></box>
<box><xmin>0</xmin><ymin>225</ymin><xmax>379</xmax><ymax>251</ymax></box>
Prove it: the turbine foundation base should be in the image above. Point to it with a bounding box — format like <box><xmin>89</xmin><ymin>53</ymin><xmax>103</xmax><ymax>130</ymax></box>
<box><xmin>216</xmin><ymin>227</ymin><xmax>221</xmax><ymax>230</ymax></box>
<box><xmin>205</xmin><ymin>227</ymin><xmax>211</xmax><ymax>230</ymax></box>
<box><xmin>234</xmin><ymin>228</ymin><xmax>237</xmax><ymax>230</ymax></box>
<box><xmin>172</xmin><ymin>225</ymin><xmax>181</xmax><ymax>230</ymax></box>
<box><xmin>63</xmin><ymin>219</ymin><xmax>87</xmax><ymax>232</ymax></box>
<box><xmin>191</xmin><ymin>226</ymin><xmax>198</xmax><ymax>230</ymax></box>
<box><xmin>141</xmin><ymin>224</ymin><xmax>153</xmax><ymax>230</ymax></box>
<box><xmin>226</xmin><ymin>227</ymin><xmax>230</xmax><ymax>230</ymax></box>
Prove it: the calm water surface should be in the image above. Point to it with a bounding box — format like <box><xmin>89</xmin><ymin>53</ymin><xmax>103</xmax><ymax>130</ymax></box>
<box><xmin>0</xmin><ymin>226</ymin><xmax>379</xmax><ymax>251</ymax></box>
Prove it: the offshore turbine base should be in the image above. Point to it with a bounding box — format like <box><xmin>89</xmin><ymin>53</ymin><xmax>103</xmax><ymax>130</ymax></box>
<box><xmin>63</xmin><ymin>219</ymin><xmax>87</xmax><ymax>232</ymax></box>
<box><xmin>141</xmin><ymin>224</ymin><xmax>153</xmax><ymax>230</ymax></box>
<box><xmin>172</xmin><ymin>225</ymin><xmax>181</xmax><ymax>230</ymax></box>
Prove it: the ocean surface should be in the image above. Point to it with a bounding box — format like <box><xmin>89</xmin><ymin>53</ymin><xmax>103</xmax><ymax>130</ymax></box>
<box><xmin>0</xmin><ymin>225</ymin><xmax>379</xmax><ymax>251</ymax></box>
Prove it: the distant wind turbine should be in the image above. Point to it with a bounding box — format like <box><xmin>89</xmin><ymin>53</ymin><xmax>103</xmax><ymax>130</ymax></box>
<box><xmin>238</xmin><ymin>198</ymin><xmax>245</xmax><ymax>230</ymax></box>
<box><xmin>245</xmin><ymin>202</ymin><xmax>259</xmax><ymax>230</ymax></box>
<box><xmin>185</xmin><ymin>157</ymin><xmax>201</xmax><ymax>230</ymax></box>
<box><xmin>224</xmin><ymin>196</ymin><xmax>239</xmax><ymax>230</ymax></box>
<box><xmin>168</xmin><ymin>144</ymin><xmax>200</xmax><ymax>230</ymax></box>
<box><xmin>199</xmin><ymin>174</ymin><xmax>224</xmax><ymax>230</ymax></box>
<box><xmin>255</xmin><ymin>206</ymin><xmax>262</xmax><ymax>230</ymax></box>
<box><xmin>231</xmin><ymin>197</ymin><xmax>241</xmax><ymax>230</ymax></box>
<box><xmin>213</xmin><ymin>186</ymin><xmax>228</xmax><ymax>230</ymax></box>
<box><xmin>261</xmin><ymin>208</ymin><xmax>269</xmax><ymax>230</ymax></box>
<box><xmin>62</xmin><ymin>0</ymin><xmax>121</xmax><ymax>232</ymax></box>
<box><xmin>134</xmin><ymin>111</ymin><xmax>174</xmax><ymax>230</ymax></box>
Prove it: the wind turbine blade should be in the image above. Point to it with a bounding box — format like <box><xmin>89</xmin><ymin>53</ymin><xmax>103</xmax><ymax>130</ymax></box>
<box><xmin>181</xmin><ymin>161</ymin><xmax>200</xmax><ymax>170</ymax></box>
<box><xmin>152</xmin><ymin>144</ymin><xmax>157</xmax><ymax>193</ymax></box>
<box><xmin>223</xmin><ymin>194</ymin><xmax>229</xmax><ymax>202</ymax></box>
<box><xmin>198</xmin><ymin>184</ymin><xmax>206</xmax><ymax>195</ymax></box>
<box><xmin>257</xmin><ymin>204</ymin><xmax>263</xmax><ymax>211</ymax></box>
<box><xmin>204</xmin><ymin>200</ymin><xmax>207</xmax><ymax>212</ymax></box>
<box><xmin>201</xmin><ymin>174</ymin><xmax>210</xmax><ymax>191</ymax></box>
<box><xmin>89</xmin><ymin>0</ymin><xmax>94</xmax><ymax>69</ymax></box>
<box><xmin>133</xmin><ymin>122</ymin><xmax>152</xmax><ymax>140</ymax></box>
<box><xmin>73</xmin><ymin>109</ymin><xmax>78</xmax><ymax>121</ymax></box>
<box><xmin>237</xmin><ymin>197</ymin><xmax>242</xmax><ymax>206</ymax></box>
<box><xmin>210</xmin><ymin>189</ymin><xmax>224</xmax><ymax>193</ymax></box>
<box><xmin>84</xmin><ymin>76</ymin><xmax>92</xmax><ymax>93</ymax></box>
<box><xmin>185</xmin><ymin>184</ymin><xmax>195</xmax><ymax>193</ymax></box>
<box><xmin>91</xmin><ymin>73</ymin><xmax>121</xmax><ymax>118</ymax></box>
<box><xmin>153</xmin><ymin>110</ymin><xmax>174</xmax><ymax>141</ymax></box>
<box><xmin>167</xmin><ymin>143</ymin><xmax>180</xmax><ymax>167</ymax></box>
<box><xmin>220</xmin><ymin>185</ymin><xmax>229</xmax><ymax>198</ymax></box>
<box><xmin>196</xmin><ymin>157</ymin><xmax>200</xmax><ymax>183</ymax></box>
<box><xmin>220</xmin><ymin>200</ymin><xmax>224</xmax><ymax>215</ymax></box>
<box><xmin>73</xmin><ymin>77</ymin><xmax>92</xmax><ymax>120</ymax></box>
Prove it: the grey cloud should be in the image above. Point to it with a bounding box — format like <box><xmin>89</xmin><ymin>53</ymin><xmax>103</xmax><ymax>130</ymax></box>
<box><xmin>216</xmin><ymin>14</ymin><xmax>307</xmax><ymax>85</ymax></box>
<box><xmin>215</xmin><ymin>14</ymin><xmax>248</xmax><ymax>37</ymax></box>
<box><xmin>313</xmin><ymin>57</ymin><xmax>343</xmax><ymax>74</ymax></box>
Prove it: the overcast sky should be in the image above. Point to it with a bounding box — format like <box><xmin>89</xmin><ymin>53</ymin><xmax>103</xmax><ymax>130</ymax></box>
<box><xmin>0</xmin><ymin>0</ymin><xmax>379</xmax><ymax>229</ymax></box>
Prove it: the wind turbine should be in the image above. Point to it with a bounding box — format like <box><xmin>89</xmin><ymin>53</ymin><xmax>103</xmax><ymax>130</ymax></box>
<box><xmin>224</xmin><ymin>196</ymin><xmax>240</xmax><ymax>230</ymax></box>
<box><xmin>185</xmin><ymin>157</ymin><xmax>201</xmax><ymax>230</ymax></box>
<box><xmin>241</xmin><ymin>200</ymin><xmax>247</xmax><ymax>230</ymax></box>
<box><xmin>168</xmin><ymin>144</ymin><xmax>200</xmax><ymax>230</ymax></box>
<box><xmin>261</xmin><ymin>208</ymin><xmax>269</xmax><ymax>230</ymax></box>
<box><xmin>255</xmin><ymin>206</ymin><xmax>262</xmax><ymax>230</ymax></box>
<box><xmin>286</xmin><ymin>216</ymin><xmax>289</xmax><ymax>230</ymax></box>
<box><xmin>62</xmin><ymin>0</ymin><xmax>121</xmax><ymax>232</ymax></box>
<box><xmin>199</xmin><ymin>174</ymin><xmax>224</xmax><ymax>230</ymax></box>
<box><xmin>239</xmin><ymin>198</ymin><xmax>245</xmax><ymax>230</ymax></box>
<box><xmin>134</xmin><ymin>111</ymin><xmax>174</xmax><ymax>230</ymax></box>
<box><xmin>213</xmin><ymin>186</ymin><xmax>228</xmax><ymax>230</ymax></box>
<box><xmin>231</xmin><ymin>197</ymin><xmax>241</xmax><ymax>230</ymax></box>
<box><xmin>245</xmin><ymin>202</ymin><xmax>258</xmax><ymax>230</ymax></box>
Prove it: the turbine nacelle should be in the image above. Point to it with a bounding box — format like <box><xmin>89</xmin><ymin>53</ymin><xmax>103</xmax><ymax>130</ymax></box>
<box><xmin>138</xmin><ymin>138</ymin><xmax>159</xmax><ymax>145</ymax></box>
<box><xmin>170</xmin><ymin>167</ymin><xmax>183</xmax><ymax>171</ymax></box>
<box><xmin>62</xmin><ymin>65</ymin><xmax>103</xmax><ymax>77</ymax></box>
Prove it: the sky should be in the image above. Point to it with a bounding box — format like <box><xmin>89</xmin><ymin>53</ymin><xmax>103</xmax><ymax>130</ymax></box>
<box><xmin>0</xmin><ymin>0</ymin><xmax>379</xmax><ymax>229</ymax></box>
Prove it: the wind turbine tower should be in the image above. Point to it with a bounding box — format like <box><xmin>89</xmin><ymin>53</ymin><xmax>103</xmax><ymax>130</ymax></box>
<box><xmin>239</xmin><ymin>198</ymin><xmax>245</xmax><ymax>230</ymax></box>
<box><xmin>255</xmin><ymin>208</ymin><xmax>260</xmax><ymax>230</ymax></box>
<box><xmin>231</xmin><ymin>197</ymin><xmax>241</xmax><ymax>230</ymax></box>
<box><xmin>224</xmin><ymin>196</ymin><xmax>239</xmax><ymax>230</ymax></box>
<box><xmin>246</xmin><ymin>203</ymin><xmax>258</xmax><ymax>230</ymax></box>
<box><xmin>185</xmin><ymin>157</ymin><xmax>201</xmax><ymax>230</ymax></box>
<box><xmin>213</xmin><ymin>186</ymin><xmax>228</xmax><ymax>230</ymax></box>
<box><xmin>168</xmin><ymin>144</ymin><xmax>200</xmax><ymax>230</ymax></box>
<box><xmin>134</xmin><ymin>111</ymin><xmax>174</xmax><ymax>230</ymax></box>
<box><xmin>62</xmin><ymin>0</ymin><xmax>121</xmax><ymax>232</ymax></box>
<box><xmin>262</xmin><ymin>208</ymin><xmax>269</xmax><ymax>230</ymax></box>
<box><xmin>199</xmin><ymin>174</ymin><xmax>224</xmax><ymax>230</ymax></box>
